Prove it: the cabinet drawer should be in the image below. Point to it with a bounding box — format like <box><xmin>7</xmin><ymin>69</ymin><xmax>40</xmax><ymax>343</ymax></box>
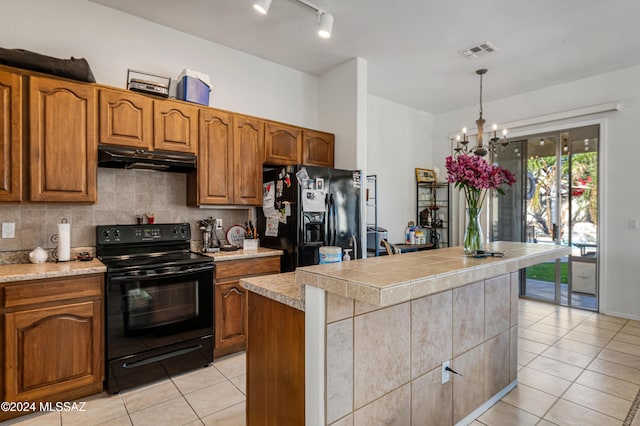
<box><xmin>215</xmin><ymin>257</ymin><xmax>280</xmax><ymax>281</ymax></box>
<box><xmin>3</xmin><ymin>274</ymin><xmax>103</xmax><ymax>308</ymax></box>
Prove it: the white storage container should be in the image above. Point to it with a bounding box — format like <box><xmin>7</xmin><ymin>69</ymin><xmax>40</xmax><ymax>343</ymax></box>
<box><xmin>319</xmin><ymin>246</ymin><xmax>342</xmax><ymax>264</ymax></box>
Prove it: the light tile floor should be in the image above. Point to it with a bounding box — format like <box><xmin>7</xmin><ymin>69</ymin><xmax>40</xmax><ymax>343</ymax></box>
<box><xmin>475</xmin><ymin>299</ymin><xmax>640</xmax><ymax>426</ymax></box>
<box><xmin>5</xmin><ymin>299</ymin><xmax>640</xmax><ymax>425</ymax></box>
<box><xmin>3</xmin><ymin>352</ymin><xmax>247</xmax><ymax>426</ymax></box>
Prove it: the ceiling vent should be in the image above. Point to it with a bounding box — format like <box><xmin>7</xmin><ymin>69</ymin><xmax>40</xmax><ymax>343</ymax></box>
<box><xmin>459</xmin><ymin>41</ymin><xmax>498</xmax><ymax>59</ymax></box>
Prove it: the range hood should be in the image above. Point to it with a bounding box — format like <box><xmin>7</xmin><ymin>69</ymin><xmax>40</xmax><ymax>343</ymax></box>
<box><xmin>98</xmin><ymin>145</ymin><xmax>196</xmax><ymax>173</ymax></box>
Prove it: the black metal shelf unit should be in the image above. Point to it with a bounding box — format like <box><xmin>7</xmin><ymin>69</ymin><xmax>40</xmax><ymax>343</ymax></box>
<box><xmin>416</xmin><ymin>182</ymin><xmax>450</xmax><ymax>248</ymax></box>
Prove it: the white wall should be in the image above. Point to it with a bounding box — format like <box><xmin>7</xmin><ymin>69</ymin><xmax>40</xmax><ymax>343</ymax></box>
<box><xmin>319</xmin><ymin>58</ymin><xmax>368</xmax><ymax>171</ymax></box>
<box><xmin>1</xmin><ymin>0</ymin><xmax>319</xmax><ymax>128</ymax></box>
<box><xmin>433</xmin><ymin>65</ymin><xmax>640</xmax><ymax>320</ymax></box>
<box><xmin>367</xmin><ymin>95</ymin><xmax>434</xmax><ymax>243</ymax></box>
<box><xmin>319</xmin><ymin>58</ymin><xmax>368</xmax><ymax>258</ymax></box>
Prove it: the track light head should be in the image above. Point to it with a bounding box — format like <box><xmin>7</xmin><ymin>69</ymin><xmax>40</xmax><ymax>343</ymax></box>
<box><xmin>318</xmin><ymin>12</ymin><xmax>333</xmax><ymax>38</ymax></box>
<box><xmin>253</xmin><ymin>0</ymin><xmax>272</xmax><ymax>15</ymax></box>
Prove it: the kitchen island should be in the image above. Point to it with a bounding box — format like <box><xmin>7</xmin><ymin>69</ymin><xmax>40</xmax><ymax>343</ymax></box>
<box><xmin>242</xmin><ymin>241</ymin><xmax>570</xmax><ymax>426</ymax></box>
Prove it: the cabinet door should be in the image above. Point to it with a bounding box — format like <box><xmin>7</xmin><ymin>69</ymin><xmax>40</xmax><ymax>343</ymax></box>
<box><xmin>99</xmin><ymin>88</ymin><xmax>152</xmax><ymax>149</ymax></box>
<box><xmin>0</xmin><ymin>70</ymin><xmax>23</xmax><ymax>202</ymax></box>
<box><xmin>214</xmin><ymin>281</ymin><xmax>247</xmax><ymax>358</ymax></box>
<box><xmin>153</xmin><ymin>100</ymin><xmax>198</xmax><ymax>153</ymax></box>
<box><xmin>29</xmin><ymin>76</ymin><xmax>97</xmax><ymax>203</ymax></box>
<box><xmin>232</xmin><ymin>115</ymin><xmax>263</xmax><ymax>205</ymax></box>
<box><xmin>302</xmin><ymin>129</ymin><xmax>334</xmax><ymax>167</ymax></box>
<box><xmin>189</xmin><ymin>109</ymin><xmax>233</xmax><ymax>205</ymax></box>
<box><xmin>4</xmin><ymin>300</ymin><xmax>103</xmax><ymax>401</ymax></box>
<box><xmin>264</xmin><ymin>122</ymin><xmax>301</xmax><ymax>165</ymax></box>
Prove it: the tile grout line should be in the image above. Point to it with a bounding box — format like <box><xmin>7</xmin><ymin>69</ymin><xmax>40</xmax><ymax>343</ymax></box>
<box><xmin>538</xmin><ymin>313</ymin><xmax>640</xmax><ymax>423</ymax></box>
<box><xmin>516</xmin><ymin>307</ymin><xmax>620</xmax><ymax>423</ymax></box>
<box><xmin>623</xmin><ymin>386</ymin><xmax>640</xmax><ymax>426</ymax></box>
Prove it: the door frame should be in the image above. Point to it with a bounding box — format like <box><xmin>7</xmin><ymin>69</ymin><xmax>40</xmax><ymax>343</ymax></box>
<box><xmin>492</xmin><ymin>117</ymin><xmax>606</xmax><ymax>312</ymax></box>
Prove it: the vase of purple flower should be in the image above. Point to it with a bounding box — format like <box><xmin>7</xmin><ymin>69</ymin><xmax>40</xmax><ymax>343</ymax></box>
<box><xmin>464</xmin><ymin>207</ymin><xmax>484</xmax><ymax>253</ymax></box>
<box><xmin>445</xmin><ymin>154</ymin><xmax>516</xmax><ymax>254</ymax></box>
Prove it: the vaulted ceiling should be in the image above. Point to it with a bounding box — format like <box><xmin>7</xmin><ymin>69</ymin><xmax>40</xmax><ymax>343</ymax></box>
<box><xmin>88</xmin><ymin>0</ymin><xmax>640</xmax><ymax>114</ymax></box>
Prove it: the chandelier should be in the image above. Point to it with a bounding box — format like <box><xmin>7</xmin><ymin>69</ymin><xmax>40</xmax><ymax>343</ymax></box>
<box><xmin>454</xmin><ymin>69</ymin><xmax>508</xmax><ymax>157</ymax></box>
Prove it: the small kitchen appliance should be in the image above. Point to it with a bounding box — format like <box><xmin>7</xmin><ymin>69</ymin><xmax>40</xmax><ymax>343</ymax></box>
<box><xmin>96</xmin><ymin>223</ymin><xmax>214</xmax><ymax>393</ymax></box>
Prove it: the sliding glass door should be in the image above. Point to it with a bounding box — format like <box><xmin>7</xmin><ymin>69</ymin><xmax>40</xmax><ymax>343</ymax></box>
<box><xmin>491</xmin><ymin>125</ymin><xmax>599</xmax><ymax>310</ymax></box>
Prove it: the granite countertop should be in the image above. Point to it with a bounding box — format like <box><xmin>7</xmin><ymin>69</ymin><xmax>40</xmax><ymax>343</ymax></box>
<box><xmin>201</xmin><ymin>247</ymin><xmax>283</xmax><ymax>262</ymax></box>
<box><xmin>0</xmin><ymin>259</ymin><xmax>106</xmax><ymax>283</ymax></box>
<box><xmin>241</xmin><ymin>272</ymin><xmax>304</xmax><ymax>311</ymax></box>
<box><xmin>295</xmin><ymin>241</ymin><xmax>571</xmax><ymax>307</ymax></box>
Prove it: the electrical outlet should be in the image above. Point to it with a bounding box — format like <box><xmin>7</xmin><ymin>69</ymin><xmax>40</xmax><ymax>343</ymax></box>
<box><xmin>442</xmin><ymin>360</ymin><xmax>450</xmax><ymax>384</ymax></box>
<box><xmin>215</xmin><ymin>218</ymin><xmax>223</xmax><ymax>229</ymax></box>
<box><xmin>2</xmin><ymin>222</ymin><xmax>15</xmax><ymax>239</ymax></box>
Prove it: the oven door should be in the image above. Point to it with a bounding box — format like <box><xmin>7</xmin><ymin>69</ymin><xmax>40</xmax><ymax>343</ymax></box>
<box><xmin>105</xmin><ymin>264</ymin><xmax>214</xmax><ymax>392</ymax></box>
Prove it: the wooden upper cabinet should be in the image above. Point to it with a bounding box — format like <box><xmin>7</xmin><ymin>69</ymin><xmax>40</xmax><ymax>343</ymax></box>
<box><xmin>0</xmin><ymin>70</ymin><xmax>23</xmax><ymax>202</ymax></box>
<box><xmin>153</xmin><ymin>100</ymin><xmax>198</xmax><ymax>153</ymax></box>
<box><xmin>188</xmin><ymin>109</ymin><xmax>234</xmax><ymax>205</ymax></box>
<box><xmin>29</xmin><ymin>76</ymin><xmax>97</xmax><ymax>203</ymax></box>
<box><xmin>303</xmin><ymin>129</ymin><xmax>335</xmax><ymax>167</ymax></box>
<box><xmin>233</xmin><ymin>115</ymin><xmax>263</xmax><ymax>205</ymax></box>
<box><xmin>264</xmin><ymin>122</ymin><xmax>301</xmax><ymax>165</ymax></box>
<box><xmin>99</xmin><ymin>88</ymin><xmax>152</xmax><ymax>149</ymax></box>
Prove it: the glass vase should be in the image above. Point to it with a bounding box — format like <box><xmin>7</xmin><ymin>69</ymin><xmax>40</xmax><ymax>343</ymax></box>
<box><xmin>464</xmin><ymin>207</ymin><xmax>484</xmax><ymax>254</ymax></box>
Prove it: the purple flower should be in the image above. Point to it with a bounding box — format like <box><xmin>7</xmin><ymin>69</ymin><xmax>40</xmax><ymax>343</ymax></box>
<box><xmin>445</xmin><ymin>154</ymin><xmax>516</xmax><ymax>209</ymax></box>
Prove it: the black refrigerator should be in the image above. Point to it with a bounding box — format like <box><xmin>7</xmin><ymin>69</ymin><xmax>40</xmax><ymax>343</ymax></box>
<box><xmin>256</xmin><ymin>165</ymin><xmax>362</xmax><ymax>272</ymax></box>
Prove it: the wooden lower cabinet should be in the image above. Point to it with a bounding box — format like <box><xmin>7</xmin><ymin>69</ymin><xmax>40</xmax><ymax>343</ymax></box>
<box><xmin>246</xmin><ymin>292</ymin><xmax>304</xmax><ymax>425</ymax></box>
<box><xmin>1</xmin><ymin>274</ymin><xmax>104</xmax><ymax>421</ymax></box>
<box><xmin>215</xmin><ymin>280</ymin><xmax>247</xmax><ymax>358</ymax></box>
<box><xmin>214</xmin><ymin>256</ymin><xmax>280</xmax><ymax>358</ymax></box>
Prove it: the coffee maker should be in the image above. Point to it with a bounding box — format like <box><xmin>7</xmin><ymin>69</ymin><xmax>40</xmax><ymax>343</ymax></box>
<box><xmin>198</xmin><ymin>218</ymin><xmax>220</xmax><ymax>252</ymax></box>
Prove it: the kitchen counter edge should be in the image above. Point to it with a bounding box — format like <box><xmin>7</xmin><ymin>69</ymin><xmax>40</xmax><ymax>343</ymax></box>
<box><xmin>0</xmin><ymin>259</ymin><xmax>107</xmax><ymax>283</ymax></box>
<box><xmin>241</xmin><ymin>272</ymin><xmax>304</xmax><ymax>312</ymax></box>
<box><xmin>202</xmin><ymin>247</ymin><xmax>283</xmax><ymax>262</ymax></box>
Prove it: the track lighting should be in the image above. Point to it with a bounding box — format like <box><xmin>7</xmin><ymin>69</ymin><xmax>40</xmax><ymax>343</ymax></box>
<box><xmin>253</xmin><ymin>0</ymin><xmax>334</xmax><ymax>39</ymax></box>
<box><xmin>253</xmin><ymin>0</ymin><xmax>272</xmax><ymax>15</ymax></box>
<box><xmin>317</xmin><ymin>12</ymin><xmax>334</xmax><ymax>38</ymax></box>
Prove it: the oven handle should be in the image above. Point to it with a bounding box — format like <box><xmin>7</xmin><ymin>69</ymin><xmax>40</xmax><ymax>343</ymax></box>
<box><xmin>122</xmin><ymin>344</ymin><xmax>204</xmax><ymax>369</ymax></box>
<box><xmin>108</xmin><ymin>265</ymin><xmax>213</xmax><ymax>282</ymax></box>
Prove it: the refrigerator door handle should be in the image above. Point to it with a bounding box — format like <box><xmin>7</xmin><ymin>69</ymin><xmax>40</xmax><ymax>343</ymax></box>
<box><xmin>330</xmin><ymin>193</ymin><xmax>336</xmax><ymax>246</ymax></box>
<box><xmin>324</xmin><ymin>193</ymin><xmax>330</xmax><ymax>246</ymax></box>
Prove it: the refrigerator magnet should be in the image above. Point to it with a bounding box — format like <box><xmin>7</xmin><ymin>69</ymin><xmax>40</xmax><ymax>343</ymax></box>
<box><xmin>315</xmin><ymin>178</ymin><xmax>324</xmax><ymax>191</ymax></box>
<box><xmin>276</xmin><ymin>180</ymin><xmax>284</xmax><ymax>197</ymax></box>
<box><xmin>296</xmin><ymin>167</ymin><xmax>310</xmax><ymax>187</ymax></box>
<box><xmin>284</xmin><ymin>174</ymin><xmax>291</xmax><ymax>187</ymax></box>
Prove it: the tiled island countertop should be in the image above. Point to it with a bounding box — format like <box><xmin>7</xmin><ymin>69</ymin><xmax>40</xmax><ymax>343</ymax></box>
<box><xmin>243</xmin><ymin>242</ymin><xmax>571</xmax><ymax>426</ymax></box>
<box><xmin>241</xmin><ymin>241</ymin><xmax>570</xmax><ymax>311</ymax></box>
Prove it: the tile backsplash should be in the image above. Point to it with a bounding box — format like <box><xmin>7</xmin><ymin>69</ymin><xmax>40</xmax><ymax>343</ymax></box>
<box><xmin>0</xmin><ymin>168</ymin><xmax>250</xmax><ymax>255</ymax></box>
